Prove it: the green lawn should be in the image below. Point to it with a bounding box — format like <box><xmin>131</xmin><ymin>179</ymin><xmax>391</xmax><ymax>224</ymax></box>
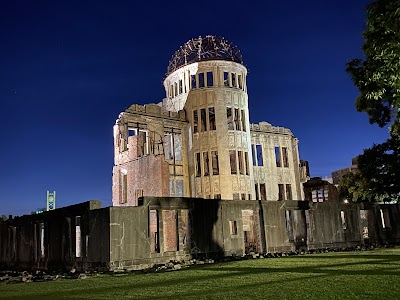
<box><xmin>1</xmin><ymin>248</ymin><xmax>400</xmax><ymax>300</ymax></box>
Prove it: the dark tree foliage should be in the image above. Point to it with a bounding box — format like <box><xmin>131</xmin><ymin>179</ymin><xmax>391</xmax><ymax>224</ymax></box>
<box><xmin>339</xmin><ymin>137</ymin><xmax>400</xmax><ymax>203</ymax></box>
<box><xmin>343</xmin><ymin>0</ymin><xmax>400</xmax><ymax>203</ymax></box>
<box><xmin>338</xmin><ymin>172</ymin><xmax>371</xmax><ymax>202</ymax></box>
<box><xmin>346</xmin><ymin>0</ymin><xmax>400</xmax><ymax>136</ymax></box>
<box><xmin>357</xmin><ymin>136</ymin><xmax>400</xmax><ymax>202</ymax></box>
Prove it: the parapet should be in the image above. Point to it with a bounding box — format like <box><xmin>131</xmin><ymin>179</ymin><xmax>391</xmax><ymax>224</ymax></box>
<box><xmin>120</xmin><ymin>103</ymin><xmax>186</xmax><ymax>122</ymax></box>
<box><xmin>250</xmin><ymin>121</ymin><xmax>293</xmax><ymax>135</ymax></box>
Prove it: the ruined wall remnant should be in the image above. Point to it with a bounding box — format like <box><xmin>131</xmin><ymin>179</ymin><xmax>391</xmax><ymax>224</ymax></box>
<box><xmin>112</xmin><ymin>104</ymin><xmax>188</xmax><ymax>207</ymax></box>
<box><xmin>1</xmin><ymin>198</ymin><xmax>400</xmax><ymax>271</ymax></box>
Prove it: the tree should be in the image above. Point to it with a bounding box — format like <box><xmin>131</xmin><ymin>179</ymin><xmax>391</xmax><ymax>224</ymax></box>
<box><xmin>346</xmin><ymin>0</ymin><xmax>400</xmax><ymax>136</ymax></box>
<box><xmin>339</xmin><ymin>136</ymin><xmax>400</xmax><ymax>203</ymax></box>
<box><xmin>357</xmin><ymin>136</ymin><xmax>400</xmax><ymax>202</ymax></box>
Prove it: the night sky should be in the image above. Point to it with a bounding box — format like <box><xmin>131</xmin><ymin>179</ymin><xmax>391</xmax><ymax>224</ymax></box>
<box><xmin>0</xmin><ymin>0</ymin><xmax>388</xmax><ymax>216</ymax></box>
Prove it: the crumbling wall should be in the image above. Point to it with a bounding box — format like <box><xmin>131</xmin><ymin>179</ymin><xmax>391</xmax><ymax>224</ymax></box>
<box><xmin>307</xmin><ymin>202</ymin><xmax>361</xmax><ymax>249</ymax></box>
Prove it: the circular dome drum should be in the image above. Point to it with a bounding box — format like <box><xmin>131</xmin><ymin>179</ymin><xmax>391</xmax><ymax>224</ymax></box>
<box><xmin>166</xmin><ymin>35</ymin><xmax>243</xmax><ymax>76</ymax></box>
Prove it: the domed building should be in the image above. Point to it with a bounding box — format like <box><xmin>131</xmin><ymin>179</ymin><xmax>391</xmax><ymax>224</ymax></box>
<box><xmin>2</xmin><ymin>37</ymin><xmax>387</xmax><ymax>272</ymax></box>
<box><xmin>112</xmin><ymin>36</ymin><xmax>307</xmax><ymax>206</ymax></box>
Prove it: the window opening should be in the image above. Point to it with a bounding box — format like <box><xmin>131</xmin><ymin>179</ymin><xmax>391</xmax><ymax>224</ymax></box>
<box><xmin>278</xmin><ymin>184</ymin><xmax>285</xmax><ymax>200</ymax></box>
<box><xmin>119</xmin><ymin>172</ymin><xmax>127</xmax><ymax>204</ymax></box>
<box><xmin>252</xmin><ymin>144</ymin><xmax>256</xmax><ymax>166</ymax></box>
<box><xmin>224</xmin><ymin>72</ymin><xmax>229</xmax><ymax>86</ymax></box>
<box><xmin>238</xmin><ymin>151</ymin><xmax>244</xmax><ymax>175</ymax></box>
<box><xmin>149</xmin><ymin>210</ymin><xmax>159</xmax><ymax>253</ymax></box>
<box><xmin>282</xmin><ymin>147</ymin><xmax>289</xmax><ymax>167</ymax></box>
<box><xmin>256</xmin><ymin>145</ymin><xmax>263</xmax><ymax>166</ymax></box>
<box><xmin>275</xmin><ymin>147</ymin><xmax>281</xmax><ymax>167</ymax></box>
<box><xmin>203</xmin><ymin>152</ymin><xmax>210</xmax><ymax>176</ymax></box>
<box><xmin>195</xmin><ymin>152</ymin><xmax>201</xmax><ymax>177</ymax></box>
<box><xmin>341</xmin><ymin>211</ymin><xmax>347</xmax><ymax>230</ymax></box>
<box><xmin>238</xmin><ymin>74</ymin><xmax>243</xmax><ymax>89</ymax></box>
<box><xmin>260</xmin><ymin>184</ymin><xmax>266</xmax><ymax>200</ymax></box>
<box><xmin>209</xmin><ymin>107</ymin><xmax>216</xmax><ymax>130</ymax></box>
<box><xmin>174</xmin><ymin>82</ymin><xmax>178</xmax><ymax>97</ymax></box>
<box><xmin>244</xmin><ymin>152</ymin><xmax>250</xmax><ymax>175</ymax></box>
<box><xmin>211</xmin><ymin>151</ymin><xmax>219</xmax><ymax>175</ymax></box>
<box><xmin>179</xmin><ymin>79</ymin><xmax>183</xmax><ymax>94</ymax></box>
<box><xmin>234</xmin><ymin>108</ymin><xmax>240</xmax><ymax>130</ymax></box>
<box><xmin>206</xmin><ymin>71</ymin><xmax>213</xmax><ymax>87</ymax></box>
<box><xmin>191</xmin><ymin>74</ymin><xmax>197</xmax><ymax>89</ymax></box>
<box><xmin>255</xmin><ymin>184</ymin><xmax>260</xmax><ymax>200</ymax></box>
<box><xmin>227</xmin><ymin>107</ymin><xmax>234</xmax><ymax>130</ymax></box>
<box><xmin>230</xmin><ymin>150</ymin><xmax>237</xmax><ymax>174</ymax></box>
<box><xmin>241</xmin><ymin>110</ymin><xmax>246</xmax><ymax>131</ymax></box>
<box><xmin>231</xmin><ymin>73</ymin><xmax>236</xmax><ymax>87</ymax></box>
<box><xmin>198</xmin><ymin>73</ymin><xmax>205</xmax><ymax>88</ymax></box>
<box><xmin>200</xmin><ymin>108</ymin><xmax>207</xmax><ymax>132</ymax></box>
<box><xmin>230</xmin><ymin>220</ymin><xmax>238</xmax><ymax>235</ymax></box>
<box><xmin>75</xmin><ymin>216</ymin><xmax>81</xmax><ymax>258</ymax></box>
<box><xmin>193</xmin><ymin>110</ymin><xmax>198</xmax><ymax>133</ymax></box>
<box><xmin>285</xmin><ymin>184</ymin><xmax>292</xmax><ymax>200</ymax></box>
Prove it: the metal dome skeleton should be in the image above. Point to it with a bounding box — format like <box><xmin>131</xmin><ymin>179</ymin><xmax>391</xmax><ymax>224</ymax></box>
<box><xmin>166</xmin><ymin>35</ymin><xmax>243</xmax><ymax>76</ymax></box>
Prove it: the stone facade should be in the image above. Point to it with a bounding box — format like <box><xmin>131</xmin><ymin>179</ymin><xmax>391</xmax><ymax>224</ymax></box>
<box><xmin>112</xmin><ymin>36</ymin><xmax>306</xmax><ymax>205</ymax></box>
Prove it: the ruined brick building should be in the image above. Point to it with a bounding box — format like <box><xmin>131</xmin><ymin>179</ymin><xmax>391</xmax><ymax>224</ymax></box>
<box><xmin>112</xmin><ymin>36</ymin><xmax>306</xmax><ymax>206</ymax></box>
<box><xmin>1</xmin><ymin>36</ymin><xmax>399</xmax><ymax>272</ymax></box>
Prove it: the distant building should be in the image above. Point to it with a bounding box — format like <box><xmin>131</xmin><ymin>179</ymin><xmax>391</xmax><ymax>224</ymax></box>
<box><xmin>112</xmin><ymin>36</ymin><xmax>305</xmax><ymax>205</ymax></box>
<box><xmin>331</xmin><ymin>156</ymin><xmax>359</xmax><ymax>185</ymax></box>
<box><xmin>303</xmin><ymin>177</ymin><xmax>339</xmax><ymax>203</ymax></box>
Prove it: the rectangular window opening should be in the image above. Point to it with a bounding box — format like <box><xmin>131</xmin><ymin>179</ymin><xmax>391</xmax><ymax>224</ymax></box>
<box><xmin>75</xmin><ymin>216</ymin><xmax>81</xmax><ymax>258</ymax></box>
<box><xmin>282</xmin><ymin>147</ymin><xmax>289</xmax><ymax>168</ymax></box>
<box><xmin>231</xmin><ymin>73</ymin><xmax>236</xmax><ymax>88</ymax></box>
<box><xmin>203</xmin><ymin>152</ymin><xmax>210</xmax><ymax>176</ymax></box>
<box><xmin>285</xmin><ymin>184</ymin><xmax>292</xmax><ymax>200</ymax></box>
<box><xmin>224</xmin><ymin>72</ymin><xmax>229</xmax><ymax>86</ymax></box>
<box><xmin>241</xmin><ymin>110</ymin><xmax>246</xmax><ymax>132</ymax></box>
<box><xmin>230</xmin><ymin>220</ymin><xmax>238</xmax><ymax>235</ymax></box>
<box><xmin>149</xmin><ymin>210</ymin><xmax>159</xmax><ymax>253</ymax></box>
<box><xmin>211</xmin><ymin>151</ymin><xmax>219</xmax><ymax>175</ymax></box>
<box><xmin>230</xmin><ymin>150</ymin><xmax>237</xmax><ymax>174</ymax></box>
<box><xmin>209</xmin><ymin>107</ymin><xmax>216</xmax><ymax>130</ymax></box>
<box><xmin>341</xmin><ymin>211</ymin><xmax>347</xmax><ymax>230</ymax></box>
<box><xmin>255</xmin><ymin>184</ymin><xmax>259</xmax><ymax>200</ymax></box>
<box><xmin>238</xmin><ymin>74</ymin><xmax>243</xmax><ymax>89</ymax></box>
<box><xmin>200</xmin><ymin>108</ymin><xmax>207</xmax><ymax>132</ymax></box>
<box><xmin>256</xmin><ymin>145</ymin><xmax>263</xmax><ymax>166</ymax></box>
<box><xmin>120</xmin><ymin>172</ymin><xmax>127</xmax><ymax>204</ymax></box>
<box><xmin>227</xmin><ymin>107</ymin><xmax>234</xmax><ymax>130</ymax></box>
<box><xmin>195</xmin><ymin>152</ymin><xmax>201</xmax><ymax>177</ymax></box>
<box><xmin>278</xmin><ymin>184</ymin><xmax>285</xmax><ymax>200</ymax></box>
<box><xmin>260</xmin><ymin>184</ymin><xmax>267</xmax><ymax>201</ymax></box>
<box><xmin>206</xmin><ymin>71</ymin><xmax>213</xmax><ymax>87</ymax></box>
<box><xmin>198</xmin><ymin>73</ymin><xmax>205</xmax><ymax>88</ymax></box>
<box><xmin>238</xmin><ymin>151</ymin><xmax>244</xmax><ymax>175</ymax></box>
<box><xmin>179</xmin><ymin>80</ymin><xmax>183</xmax><ymax>94</ymax></box>
<box><xmin>193</xmin><ymin>110</ymin><xmax>198</xmax><ymax>133</ymax></box>
<box><xmin>191</xmin><ymin>74</ymin><xmax>197</xmax><ymax>89</ymax></box>
<box><xmin>244</xmin><ymin>152</ymin><xmax>249</xmax><ymax>175</ymax></box>
<box><xmin>234</xmin><ymin>108</ymin><xmax>240</xmax><ymax>130</ymax></box>
<box><xmin>275</xmin><ymin>146</ymin><xmax>281</xmax><ymax>167</ymax></box>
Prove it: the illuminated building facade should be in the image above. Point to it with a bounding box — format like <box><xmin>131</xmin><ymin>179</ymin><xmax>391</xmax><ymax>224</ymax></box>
<box><xmin>112</xmin><ymin>36</ymin><xmax>305</xmax><ymax>206</ymax></box>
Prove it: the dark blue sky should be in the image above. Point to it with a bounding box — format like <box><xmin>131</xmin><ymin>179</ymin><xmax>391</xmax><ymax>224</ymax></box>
<box><xmin>0</xmin><ymin>0</ymin><xmax>388</xmax><ymax>216</ymax></box>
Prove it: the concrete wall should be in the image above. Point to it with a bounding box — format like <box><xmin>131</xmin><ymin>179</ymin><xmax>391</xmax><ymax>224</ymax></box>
<box><xmin>2</xmin><ymin>198</ymin><xmax>400</xmax><ymax>271</ymax></box>
<box><xmin>0</xmin><ymin>201</ymin><xmax>110</xmax><ymax>271</ymax></box>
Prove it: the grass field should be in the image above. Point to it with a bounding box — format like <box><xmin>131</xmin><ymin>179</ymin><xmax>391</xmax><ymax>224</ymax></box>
<box><xmin>1</xmin><ymin>248</ymin><xmax>399</xmax><ymax>300</ymax></box>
